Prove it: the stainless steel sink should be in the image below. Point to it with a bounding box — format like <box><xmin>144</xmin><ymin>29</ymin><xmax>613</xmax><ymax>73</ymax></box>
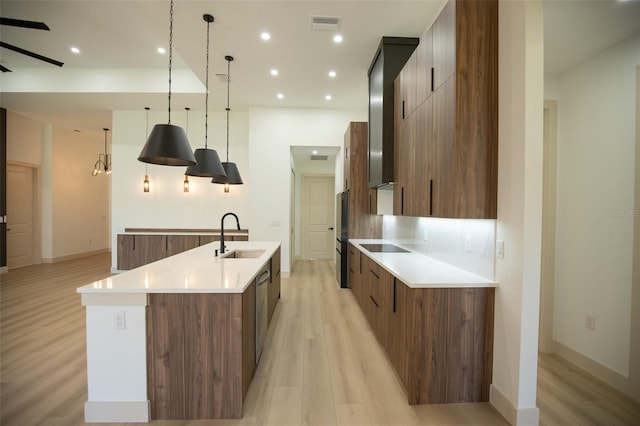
<box><xmin>220</xmin><ymin>249</ymin><xmax>265</xmax><ymax>259</ymax></box>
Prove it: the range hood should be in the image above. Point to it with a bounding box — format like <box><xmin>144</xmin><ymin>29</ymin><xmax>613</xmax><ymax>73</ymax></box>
<box><xmin>367</xmin><ymin>36</ymin><xmax>418</xmax><ymax>188</ymax></box>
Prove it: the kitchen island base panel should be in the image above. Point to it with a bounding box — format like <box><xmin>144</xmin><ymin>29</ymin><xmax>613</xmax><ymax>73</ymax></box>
<box><xmin>146</xmin><ymin>287</ymin><xmax>256</xmax><ymax>420</ymax></box>
<box><xmin>84</xmin><ymin>401</ymin><xmax>150</xmax><ymax>423</ymax></box>
<box><xmin>82</xmin><ymin>294</ymin><xmax>148</xmax><ymax>423</ymax></box>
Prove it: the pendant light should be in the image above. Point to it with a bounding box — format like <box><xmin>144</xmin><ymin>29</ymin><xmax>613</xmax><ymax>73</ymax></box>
<box><xmin>138</xmin><ymin>0</ymin><xmax>196</xmax><ymax>166</ymax></box>
<box><xmin>185</xmin><ymin>14</ymin><xmax>226</xmax><ymax>178</ymax></box>
<box><xmin>211</xmin><ymin>55</ymin><xmax>243</xmax><ymax>190</ymax></box>
<box><xmin>183</xmin><ymin>107</ymin><xmax>191</xmax><ymax>192</ymax></box>
<box><xmin>143</xmin><ymin>107</ymin><xmax>150</xmax><ymax>192</ymax></box>
<box><xmin>92</xmin><ymin>128</ymin><xmax>111</xmax><ymax>176</ymax></box>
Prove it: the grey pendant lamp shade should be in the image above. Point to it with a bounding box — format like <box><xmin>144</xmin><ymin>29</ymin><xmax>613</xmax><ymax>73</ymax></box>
<box><xmin>212</xmin><ymin>55</ymin><xmax>243</xmax><ymax>186</ymax></box>
<box><xmin>137</xmin><ymin>0</ymin><xmax>196</xmax><ymax>167</ymax></box>
<box><xmin>185</xmin><ymin>14</ymin><xmax>226</xmax><ymax>178</ymax></box>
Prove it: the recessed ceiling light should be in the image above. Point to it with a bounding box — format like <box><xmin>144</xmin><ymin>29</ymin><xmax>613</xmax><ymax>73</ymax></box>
<box><xmin>312</xmin><ymin>150</ymin><xmax>318</xmax><ymax>155</ymax></box>
<box><xmin>261</xmin><ymin>32</ymin><xmax>271</xmax><ymax>41</ymax></box>
<box><xmin>277</xmin><ymin>93</ymin><xmax>284</xmax><ymax>99</ymax></box>
<box><xmin>270</xmin><ymin>69</ymin><xmax>279</xmax><ymax>76</ymax></box>
<box><xmin>70</xmin><ymin>46</ymin><xmax>80</xmax><ymax>54</ymax></box>
<box><xmin>157</xmin><ymin>47</ymin><xmax>166</xmax><ymax>54</ymax></box>
<box><xmin>333</xmin><ymin>34</ymin><xmax>343</xmax><ymax>43</ymax></box>
<box><xmin>328</xmin><ymin>70</ymin><xmax>336</xmax><ymax>78</ymax></box>
<box><xmin>325</xmin><ymin>94</ymin><xmax>332</xmax><ymax>100</ymax></box>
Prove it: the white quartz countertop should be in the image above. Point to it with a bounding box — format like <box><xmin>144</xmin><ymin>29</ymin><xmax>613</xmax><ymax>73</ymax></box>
<box><xmin>349</xmin><ymin>239</ymin><xmax>497</xmax><ymax>288</ymax></box>
<box><xmin>77</xmin><ymin>241</ymin><xmax>280</xmax><ymax>294</ymax></box>
<box><xmin>119</xmin><ymin>232</ymin><xmax>246</xmax><ymax>236</ymax></box>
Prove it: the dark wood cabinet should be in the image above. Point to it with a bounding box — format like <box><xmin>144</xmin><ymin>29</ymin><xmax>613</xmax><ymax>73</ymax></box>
<box><xmin>268</xmin><ymin>247</ymin><xmax>281</xmax><ymax>324</ymax></box>
<box><xmin>433</xmin><ymin>0</ymin><xmax>456</xmax><ymax>90</ymax></box>
<box><xmin>147</xmin><ymin>286</ymin><xmax>255</xmax><ymax>419</ymax></box>
<box><xmin>350</xmin><ymin>246</ymin><xmax>495</xmax><ymax>405</ymax></box>
<box><xmin>117</xmin><ymin>230</ymin><xmax>250</xmax><ymax>270</ymax></box>
<box><xmin>345</xmin><ymin>123</ymin><xmax>382</xmax><ymax>239</ymax></box>
<box><xmin>394</xmin><ymin>92</ymin><xmax>433</xmax><ymax>217</ymax></box>
<box><xmin>417</xmin><ymin>28</ymin><xmax>434</xmax><ymax>106</ymax></box>
<box><xmin>394</xmin><ymin>0</ymin><xmax>498</xmax><ymax>219</ymax></box>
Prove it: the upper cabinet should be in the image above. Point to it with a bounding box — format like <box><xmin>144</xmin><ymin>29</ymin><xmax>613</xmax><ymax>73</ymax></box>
<box><xmin>394</xmin><ymin>0</ymin><xmax>498</xmax><ymax>219</ymax></box>
<box><xmin>345</xmin><ymin>122</ymin><xmax>382</xmax><ymax>239</ymax></box>
<box><xmin>367</xmin><ymin>37</ymin><xmax>419</xmax><ymax>189</ymax></box>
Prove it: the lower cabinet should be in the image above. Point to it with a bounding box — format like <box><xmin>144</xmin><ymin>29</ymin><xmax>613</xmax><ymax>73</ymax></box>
<box><xmin>350</xmin><ymin>248</ymin><xmax>495</xmax><ymax>405</ymax></box>
<box><xmin>268</xmin><ymin>247</ymin><xmax>281</xmax><ymax>324</ymax></box>
<box><xmin>146</xmin><ymin>286</ymin><xmax>255</xmax><ymax>420</ymax></box>
<box><xmin>117</xmin><ymin>233</ymin><xmax>250</xmax><ymax>270</ymax></box>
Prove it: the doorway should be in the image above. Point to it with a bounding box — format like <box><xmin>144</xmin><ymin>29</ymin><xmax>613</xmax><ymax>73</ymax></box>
<box><xmin>7</xmin><ymin>163</ymin><xmax>39</xmax><ymax>268</ymax></box>
<box><xmin>300</xmin><ymin>175</ymin><xmax>335</xmax><ymax>260</ymax></box>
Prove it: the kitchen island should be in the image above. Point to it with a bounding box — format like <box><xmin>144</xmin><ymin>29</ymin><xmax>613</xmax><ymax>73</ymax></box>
<box><xmin>77</xmin><ymin>241</ymin><xmax>281</xmax><ymax>423</ymax></box>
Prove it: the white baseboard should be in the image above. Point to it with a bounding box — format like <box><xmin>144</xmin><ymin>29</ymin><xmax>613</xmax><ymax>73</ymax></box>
<box><xmin>84</xmin><ymin>400</ymin><xmax>149</xmax><ymax>423</ymax></box>
<box><xmin>43</xmin><ymin>248</ymin><xmax>110</xmax><ymax>264</ymax></box>
<box><xmin>490</xmin><ymin>384</ymin><xmax>540</xmax><ymax>426</ymax></box>
<box><xmin>554</xmin><ymin>341</ymin><xmax>639</xmax><ymax>401</ymax></box>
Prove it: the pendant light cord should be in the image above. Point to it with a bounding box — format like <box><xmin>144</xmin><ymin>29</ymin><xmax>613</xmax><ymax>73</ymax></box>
<box><xmin>144</xmin><ymin>108</ymin><xmax>149</xmax><ymax>174</ymax></box>
<box><xmin>167</xmin><ymin>0</ymin><xmax>174</xmax><ymax>124</ymax></box>
<box><xmin>226</xmin><ymin>57</ymin><xmax>231</xmax><ymax>162</ymax></box>
<box><xmin>204</xmin><ymin>17</ymin><xmax>211</xmax><ymax>149</ymax></box>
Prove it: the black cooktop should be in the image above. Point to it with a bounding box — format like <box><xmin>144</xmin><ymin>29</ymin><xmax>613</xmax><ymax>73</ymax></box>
<box><xmin>360</xmin><ymin>243</ymin><xmax>410</xmax><ymax>253</ymax></box>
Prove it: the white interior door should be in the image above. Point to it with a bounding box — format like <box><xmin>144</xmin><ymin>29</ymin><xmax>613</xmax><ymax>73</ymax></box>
<box><xmin>7</xmin><ymin>164</ymin><xmax>35</xmax><ymax>268</ymax></box>
<box><xmin>301</xmin><ymin>175</ymin><xmax>335</xmax><ymax>259</ymax></box>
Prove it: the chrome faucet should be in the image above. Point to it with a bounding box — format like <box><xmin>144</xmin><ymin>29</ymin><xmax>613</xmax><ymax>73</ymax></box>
<box><xmin>220</xmin><ymin>212</ymin><xmax>241</xmax><ymax>255</ymax></box>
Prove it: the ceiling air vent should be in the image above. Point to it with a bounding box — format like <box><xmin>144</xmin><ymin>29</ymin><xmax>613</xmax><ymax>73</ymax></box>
<box><xmin>310</xmin><ymin>154</ymin><xmax>329</xmax><ymax>161</ymax></box>
<box><xmin>311</xmin><ymin>16</ymin><xmax>341</xmax><ymax>31</ymax></box>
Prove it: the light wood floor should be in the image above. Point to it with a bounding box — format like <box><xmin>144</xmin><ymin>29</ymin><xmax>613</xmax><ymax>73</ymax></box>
<box><xmin>1</xmin><ymin>254</ymin><xmax>639</xmax><ymax>425</ymax></box>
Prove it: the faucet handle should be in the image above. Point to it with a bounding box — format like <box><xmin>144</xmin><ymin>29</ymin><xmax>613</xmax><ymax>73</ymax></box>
<box><xmin>215</xmin><ymin>249</ymin><xmax>219</xmax><ymax>257</ymax></box>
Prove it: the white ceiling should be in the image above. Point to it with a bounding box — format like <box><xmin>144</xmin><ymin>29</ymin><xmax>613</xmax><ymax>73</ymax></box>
<box><xmin>1</xmin><ymin>0</ymin><xmax>639</xmax><ymax>142</ymax></box>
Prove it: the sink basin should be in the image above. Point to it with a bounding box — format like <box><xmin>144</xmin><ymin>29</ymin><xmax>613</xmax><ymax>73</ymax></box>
<box><xmin>220</xmin><ymin>249</ymin><xmax>265</xmax><ymax>259</ymax></box>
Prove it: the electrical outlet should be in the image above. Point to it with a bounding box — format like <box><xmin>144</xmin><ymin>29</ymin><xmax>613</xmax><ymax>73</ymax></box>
<box><xmin>465</xmin><ymin>235</ymin><xmax>472</xmax><ymax>252</ymax></box>
<box><xmin>496</xmin><ymin>240</ymin><xmax>504</xmax><ymax>258</ymax></box>
<box><xmin>114</xmin><ymin>311</ymin><xmax>126</xmax><ymax>330</ymax></box>
<box><xmin>585</xmin><ymin>313</ymin><xmax>595</xmax><ymax>331</ymax></box>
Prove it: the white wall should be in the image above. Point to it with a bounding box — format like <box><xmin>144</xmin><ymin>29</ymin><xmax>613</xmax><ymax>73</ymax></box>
<box><xmin>7</xmin><ymin>111</ymin><xmax>43</xmax><ymax>165</ymax></box>
<box><xmin>248</xmin><ymin>107</ymin><xmax>367</xmax><ymax>272</ymax></box>
<box><xmin>553</xmin><ymin>33</ymin><xmax>640</xmax><ymax>377</ymax></box>
<box><xmin>51</xmin><ymin>127</ymin><xmax>110</xmax><ymax>259</ymax></box>
<box><xmin>490</xmin><ymin>2</ymin><xmax>544</xmax><ymax>425</ymax></box>
<box><xmin>111</xmin><ymin>109</ymin><xmax>249</xmax><ymax>271</ymax></box>
<box><xmin>6</xmin><ymin>111</ymin><xmax>109</xmax><ymax>261</ymax></box>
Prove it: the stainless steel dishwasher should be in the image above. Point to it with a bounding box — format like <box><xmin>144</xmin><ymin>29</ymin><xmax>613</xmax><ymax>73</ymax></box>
<box><xmin>255</xmin><ymin>265</ymin><xmax>270</xmax><ymax>364</ymax></box>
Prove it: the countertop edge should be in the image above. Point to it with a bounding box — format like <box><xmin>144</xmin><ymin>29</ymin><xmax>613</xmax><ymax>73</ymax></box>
<box><xmin>77</xmin><ymin>241</ymin><xmax>281</xmax><ymax>295</ymax></box>
<box><xmin>349</xmin><ymin>239</ymin><xmax>498</xmax><ymax>288</ymax></box>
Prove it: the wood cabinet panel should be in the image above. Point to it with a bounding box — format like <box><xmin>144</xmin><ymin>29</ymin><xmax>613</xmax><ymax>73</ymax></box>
<box><xmin>345</xmin><ymin>122</ymin><xmax>382</xmax><ymax>239</ymax></box>
<box><xmin>268</xmin><ymin>247</ymin><xmax>281</xmax><ymax>324</ymax></box>
<box><xmin>351</xmin><ymin>248</ymin><xmax>495</xmax><ymax>405</ymax></box>
<box><xmin>432</xmin><ymin>76</ymin><xmax>457</xmax><ymax>218</ymax></box>
<box><xmin>167</xmin><ymin>235</ymin><xmax>200</xmax><ymax>257</ymax></box>
<box><xmin>393</xmin><ymin>0</ymin><xmax>497</xmax><ymax>219</ymax></box>
<box><xmin>417</xmin><ymin>28</ymin><xmax>434</xmax><ymax>105</ymax></box>
<box><xmin>398</xmin><ymin>50</ymin><xmax>418</xmax><ymax>119</ymax></box>
<box><xmin>242</xmin><ymin>282</ymin><xmax>256</xmax><ymax>398</ymax></box>
<box><xmin>433</xmin><ymin>0</ymin><xmax>456</xmax><ymax>89</ymax></box>
<box><xmin>117</xmin><ymin>235</ymin><xmax>135</xmax><ymax>270</ymax></box>
<box><xmin>118</xmin><ymin>232</ymin><xmax>249</xmax><ymax>270</ymax></box>
<box><xmin>147</xmin><ymin>292</ymin><xmax>248</xmax><ymax>420</ymax></box>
